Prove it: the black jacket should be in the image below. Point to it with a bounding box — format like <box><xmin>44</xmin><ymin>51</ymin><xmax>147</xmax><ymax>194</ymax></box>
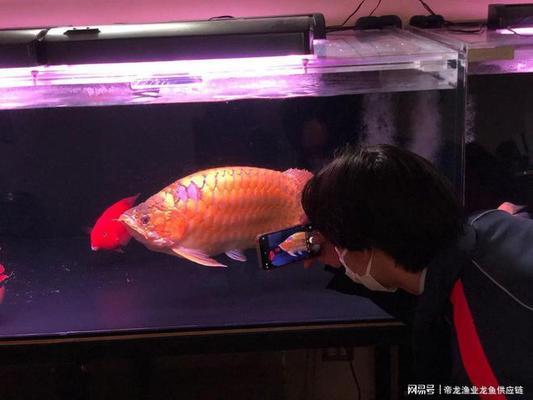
<box><xmin>327</xmin><ymin>210</ymin><xmax>533</xmax><ymax>396</ymax></box>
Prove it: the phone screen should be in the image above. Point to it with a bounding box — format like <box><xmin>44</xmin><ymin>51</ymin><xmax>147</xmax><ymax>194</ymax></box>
<box><xmin>257</xmin><ymin>224</ymin><xmax>318</xmax><ymax>270</ymax></box>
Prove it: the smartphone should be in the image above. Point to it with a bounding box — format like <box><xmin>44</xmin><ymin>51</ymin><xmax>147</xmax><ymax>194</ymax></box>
<box><xmin>257</xmin><ymin>224</ymin><xmax>320</xmax><ymax>270</ymax></box>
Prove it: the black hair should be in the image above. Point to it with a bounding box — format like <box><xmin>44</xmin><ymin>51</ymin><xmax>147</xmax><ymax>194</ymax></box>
<box><xmin>301</xmin><ymin>144</ymin><xmax>464</xmax><ymax>272</ymax></box>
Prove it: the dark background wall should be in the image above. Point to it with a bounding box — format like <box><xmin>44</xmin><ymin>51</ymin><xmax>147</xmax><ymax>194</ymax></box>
<box><xmin>0</xmin><ymin>90</ymin><xmax>459</xmax><ymax>238</ymax></box>
<box><xmin>465</xmin><ymin>73</ymin><xmax>533</xmax><ymax>213</ymax></box>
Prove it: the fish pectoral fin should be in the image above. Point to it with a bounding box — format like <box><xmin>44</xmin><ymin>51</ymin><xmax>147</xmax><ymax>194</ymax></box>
<box><xmin>172</xmin><ymin>247</ymin><xmax>227</xmax><ymax>268</ymax></box>
<box><xmin>225</xmin><ymin>249</ymin><xmax>247</xmax><ymax>262</ymax></box>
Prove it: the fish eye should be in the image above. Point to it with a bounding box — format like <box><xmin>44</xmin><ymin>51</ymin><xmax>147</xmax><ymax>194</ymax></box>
<box><xmin>140</xmin><ymin>215</ymin><xmax>150</xmax><ymax>225</ymax></box>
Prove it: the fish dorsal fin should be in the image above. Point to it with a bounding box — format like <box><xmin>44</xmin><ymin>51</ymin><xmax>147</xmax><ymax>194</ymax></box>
<box><xmin>283</xmin><ymin>169</ymin><xmax>313</xmax><ymax>223</ymax></box>
<box><xmin>283</xmin><ymin>169</ymin><xmax>313</xmax><ymax>188</ymax></box>
<box><xmin>172</xmin><ymin>247</ymin><xmax>227</xmax><ymax>268</ymax></box>
<box><xmin>225</xmin><ymin>249</ymin><xmax>247</xmax><ymax>262</ymax></box>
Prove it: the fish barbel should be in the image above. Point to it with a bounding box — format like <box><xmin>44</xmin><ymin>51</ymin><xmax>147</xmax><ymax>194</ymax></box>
<box><xmin>119</xmin><ymin>167</ymin><xmax>312</xmax><ymax>267</ymax></box>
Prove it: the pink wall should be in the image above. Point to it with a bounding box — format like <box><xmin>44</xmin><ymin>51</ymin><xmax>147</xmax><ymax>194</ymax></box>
<box><xmin>0</xmin><ymin>0</ymin><xmax>531</xmax><ymax>29</ymax></box>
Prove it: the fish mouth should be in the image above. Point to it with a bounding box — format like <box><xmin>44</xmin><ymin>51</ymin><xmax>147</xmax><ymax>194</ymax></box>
<box><xmin>118</xmin><ymin>212</ymin><xmax>154</xmax><ymax>244</ymax></box>
<box><xmin>118</xmin><ymin>213</ymin><xmax>135</xmax><ymax>229</ymax></box>
<box><xmin>118</xmin><ymin>209</ymin><xmax>168</xmax><ymax>248</ymax></box>
<box><xmin>118</xmin><ymin>213</ymin><xmax>143</xmax><ymax>237</ymax></box>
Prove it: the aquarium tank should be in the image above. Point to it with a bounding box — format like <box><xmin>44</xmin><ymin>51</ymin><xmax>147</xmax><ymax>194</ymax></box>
<box><xmin>0</xmin><ymin>16</ymin><xmax>464</xmax><ymax>341</ymax></box>
<box><xmin>410</xmin><ymin>25</ymin><xmax>533</xmax><ymax>215</ymax></box>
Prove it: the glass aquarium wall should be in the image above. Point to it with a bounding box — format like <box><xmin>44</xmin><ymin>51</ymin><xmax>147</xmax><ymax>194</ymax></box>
<box><xmin>0</xmin><ymin>28</ymin><xmax>464</xmax><ymax>339</ymax></box>
<box><xmin>0</xmin><ymin>91</ymin><xmax>462</xmax><ymax>237</ymax></box>
<box><xmin>465</xmin><ymin>73</ymin><xmax>533</xmax><ymax>214</ymax></box>
<box><xmin>410</xmin><ymin>26</ymin><xmax>533</xmax><ymax>214</ymax></box>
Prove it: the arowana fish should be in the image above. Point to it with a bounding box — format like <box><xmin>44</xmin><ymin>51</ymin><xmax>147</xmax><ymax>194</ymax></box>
<box><xmin>119</xmin><ymin>167</ymin><xmax>312</xmax><ymax>267</ymax></box>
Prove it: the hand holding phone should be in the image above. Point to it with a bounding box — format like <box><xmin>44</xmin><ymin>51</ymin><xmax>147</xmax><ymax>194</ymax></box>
<box><xmin>303</xmin><ymin>232</ymin><xmax>342</xmax><ymax>269</ymax></box>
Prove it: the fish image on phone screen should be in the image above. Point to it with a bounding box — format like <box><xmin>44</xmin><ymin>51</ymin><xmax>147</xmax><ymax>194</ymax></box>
<box><xmin>257</xmin><ymin>225</ymin><xmax>316</xmax><ymax>270</ymax></box>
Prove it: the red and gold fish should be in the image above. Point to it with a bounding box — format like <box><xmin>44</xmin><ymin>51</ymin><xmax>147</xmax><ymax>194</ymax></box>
<box><xmin>0</xmin><ymin>264</ymin><xmax>7</xmax><ymax>304</ymax></box>
<box><xmin>91</xmin><ymin>194</ymin><xmax>139</xmax><ymax>252</ymax></box>
<box><xmin>119</xmin><ymin>167</ymin><xmax>312</xmax><ymax>267</ymax></box>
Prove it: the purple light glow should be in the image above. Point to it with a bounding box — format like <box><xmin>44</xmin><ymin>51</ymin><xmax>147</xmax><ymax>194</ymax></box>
<box><xmin>497</xmin><ymin>27</ymin><xmax>533</xmax><ymax>35</ymax></box>
<box><xmin>0</xmin><ymin>54</ymin><xmax>313</xmax><ymax>88</ymax></box>
<box><xmin>0</xmin><ymin>32</ymin><xmax>461</xmax><ymax>109</ymax></box>
<box><xmin>0</xmin><ymin>73</ymin><xmax>324</xmax><ymax>110</ymax></box>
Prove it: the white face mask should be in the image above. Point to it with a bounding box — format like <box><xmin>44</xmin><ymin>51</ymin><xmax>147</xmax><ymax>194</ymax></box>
<box><xmin>335</xmin><ymin>247</ymin><xmax>397</xmax><ymax>293</ymax></box>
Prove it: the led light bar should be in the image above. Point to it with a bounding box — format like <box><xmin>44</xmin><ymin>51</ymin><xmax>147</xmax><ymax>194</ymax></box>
<box><xmin>41</xmin><ymin>14</ymin><xmax>325</xmax><ymax>66</ymax></box>
<box><xmin>0</xmin><ymin>54</ymin><xmax>313</xmax><ymax>88</ymax></box>
<box><xmin>0</xmin><ymin>15</ymin><xmax>325</xmax><ymax>68</ymax></box>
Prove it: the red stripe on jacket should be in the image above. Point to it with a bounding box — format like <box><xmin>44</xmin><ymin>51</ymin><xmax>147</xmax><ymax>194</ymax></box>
<box><xmin>450</xmin><ymin>279</ymin><xmax>506</xmax><ymax>399</ymax></box>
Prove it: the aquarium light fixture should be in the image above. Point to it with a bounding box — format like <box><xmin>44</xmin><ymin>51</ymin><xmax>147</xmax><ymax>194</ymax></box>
<box><xmin>0</xmin><ymin>14</ymin><xmax>325</xmax><ymax>88</ymax></box>
<box><xmin>42</xmin><ymin>14</ymin><xmax>325</xmax><ymax>65</ymax></box>
<box><xmin>0</xmin><ymin>14</ymin><xmax>325</xmax><ymax>69</ymax></box>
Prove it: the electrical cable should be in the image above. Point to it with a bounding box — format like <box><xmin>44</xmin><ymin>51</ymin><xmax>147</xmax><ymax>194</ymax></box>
<box><xmin>417</xmin><ymin>0</ymin><xmax>485</xmax><ymax>34</ymax></box>
<box><xmin>208</xmin><ymin>15</ymin><xmax>235</xmax><ymax>20</ymax></box>
<box><xmin>445</xmin><ymin>23</ymin><xmax>486</xmax><ymax>34</ymax></box>
<box><xmin>417</xmin><ymin>0</ymin><xmax>437</xmax><ymax>16</ymax></box>
<box><xmin>326</xmin><ymin>0</ymin><xmax>368</xmax><ymax>32</ymax></box>
<box><xmin>340</xmin><ymin>0</ymin><xmax>369</xmax><ymax>26</ymax></box>
<box><xmin>368</xmin><ymin>0</ymin><xmax>384</xmax><ymax>17</ymax></box>
<box><xmin>326</xmin><ymin>26</ymin><xmax>358</xmax><ymax>33</ymax></box>
<box><xmin>349</xmin><ymin>359</ymin><xmax>362</xmax><ymax>400</ymax></box>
